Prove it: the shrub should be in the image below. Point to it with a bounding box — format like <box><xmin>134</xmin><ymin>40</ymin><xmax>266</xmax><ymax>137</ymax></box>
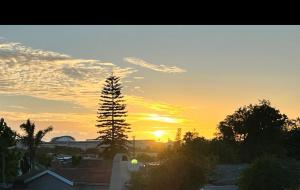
<box><xmin>136</xmin><ymin>153</ymin><xmax>156</xmax><ymax>162</ymax></box>
<box><xmin>238</xmin><ymin>155</ymin><xmax>300</xmax><ymax>190</ymax></box>
<box><xmin>130</xmin><ymin>153</ymin><xmax>212</xmax><ymax>190</ymax></box>
<box><xmin>210</xmin><ymin>139</ymin><xmax>240</xmax><ymax>164</ymax></box>
<box><xmin>71</xmin><ymin>155</ymin><xmax>82</xmax><ymax>167</ymax></box>
<box><xmin>36</xmin><ymin>153</ymin><xmax>52</xmax><ymax>168</ymax></box>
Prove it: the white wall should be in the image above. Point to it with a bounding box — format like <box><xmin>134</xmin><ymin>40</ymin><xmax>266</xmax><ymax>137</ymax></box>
<box><xmin>109</xmin><ymin>154</ymin><xmax>131</xmax><ymax>190</ymax></box>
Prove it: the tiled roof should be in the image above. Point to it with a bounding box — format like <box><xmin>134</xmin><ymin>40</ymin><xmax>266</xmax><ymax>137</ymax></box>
<box><xmin>51</xmin><ymin>159</ymin><xmax>113</xmax><ymax>184</ymax></box>
<box><xmin>14</xmin><ymin>160</ymin><xmax>113</xmax><ymax>188</ymax></box>
<box><xmin>52</xmin><ymin>168</ymin><xmax>111</xmax><ymax>184</ymax></box>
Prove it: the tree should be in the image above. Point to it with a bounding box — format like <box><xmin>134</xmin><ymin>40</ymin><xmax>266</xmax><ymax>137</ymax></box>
<box><xmin>173</xmin><ymin>128</ymin><xmax>182</xmax><ymax>149</ymax></box>
<box><xmin>0</xmin><ymin>118</ymin><xmax>17</xmax><ymax>149</ymax></box>
<box><xmin>0</xmin><ymin>118</ymin><xmax>21</xmax><ymax>183</ymax></box>
<box><xmin>285</xmin><ymin>117</ymin><xmax>300</xmax><ymax>160</ymax></box>
<box><xmin>96</xmin><ymin>74</ymin><xmax>130</xmax><ymax>159</ymax></box>
<box><xmin>20</xmin><ymin>119</ymin><xmax>53</xmax><ymax>172</ymax></box>
<box><xmin>183</xmin><ymin>129</ymin><xmax>199</xmax><ymax>143</ymax></box>
<box><xmin>71</xmin><ymin>155</ymin><xmax>82</xmax><ymax>167</ymax></box>
<box><xmin>130</xmin><ymin>134</ymin><xmax>215</xmax><ymax>190</ymax></box>
<box><xmin>238</xmin><ymin>155</ymin><xmax>300</xmax><ymax>190</ymax></box>
<box><xmin>210</xmin><ymin>138</ymin><xmax>240</xmax><ymax>164</ymax></box>
<box><xmin>36</xmin><ymin>153</ymin><xmax>52</xmax><ymax>168</ymax></box>
<box><xmin>136</xmin><ymin>153</ymin><xmax>156</xmax><ymax>162</ymax></box>
<box><xmin>216</xmin><ymin>100</ymin><xmax>289</xmax><ymax>161</ymax></box>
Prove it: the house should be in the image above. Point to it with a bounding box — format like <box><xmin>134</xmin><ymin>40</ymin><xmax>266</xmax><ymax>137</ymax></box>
<box><xmin>12</xmin><ymin>153</ymin><xmax>140</xmax><ymax>190</ymax></box>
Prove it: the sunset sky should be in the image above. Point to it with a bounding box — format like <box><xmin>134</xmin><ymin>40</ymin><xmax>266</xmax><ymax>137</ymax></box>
<box><xmin>0</xmin><ymin>25</ymin><xmax>300</xmax><ymax>142</ymax></box>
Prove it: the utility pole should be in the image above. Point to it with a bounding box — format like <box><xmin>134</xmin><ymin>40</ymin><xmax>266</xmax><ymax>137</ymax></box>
<box><xmin>132</xmin><ymin>136</ymin><xmax>136</xmax><ymax>158</ymax></box>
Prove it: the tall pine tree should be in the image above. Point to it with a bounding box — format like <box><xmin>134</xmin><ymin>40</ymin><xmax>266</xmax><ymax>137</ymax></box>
<box><xmin>96</xmin><ymin>74</ymin><xmax>130</xmax><ymax>158</ymax></box>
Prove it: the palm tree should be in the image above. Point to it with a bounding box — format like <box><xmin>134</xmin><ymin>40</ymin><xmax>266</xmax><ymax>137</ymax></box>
<box><xmin>20</xmin><ymin>119</ymin><xmax>53</xmax><ymax>171</ymax></box>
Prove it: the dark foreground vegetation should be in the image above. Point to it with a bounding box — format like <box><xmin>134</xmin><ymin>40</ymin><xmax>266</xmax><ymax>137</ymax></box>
<box><xmin>1</xmin><ymin>99</ymin><xmax>300</xmax><ymax>189</ymax></box>
<box><xmin>0</xmin><ymin>119</ymin><xmax>53</xmax><ymax>183</ymax></box>
<box><xmin>238</xmin><ymin>155</ymin><xmax>300</xmax><ymax>190</ymax></box>
<box><xmin>129</xmin><ymin>100</ymin><xmax>300</xmax><ymax>190</ymax></box>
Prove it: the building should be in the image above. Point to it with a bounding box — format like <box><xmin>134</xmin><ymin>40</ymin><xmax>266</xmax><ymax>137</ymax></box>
<box><xmin>51</xmin><ymin>136</ymin><xmax>76</xmax><ymax>143</ymax></box>
<box><xmin>40</xmin><ymin>140</ymin><xmax>101</xmax><ymax>151</ymax></box>
<box><xmin>41</xmin><ymin>138</ymin><xmax>169</xmax><ymax>152</ymax></box>
<box><xmin>12</xmin><ymin>153</ymin><xmax>140</xmax><ymax>190</ymax></box>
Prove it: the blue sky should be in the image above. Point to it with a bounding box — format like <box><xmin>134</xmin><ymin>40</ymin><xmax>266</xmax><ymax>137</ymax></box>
<box><xmin>0</xmin><ymin>25</ymin><xmax>299</xmax><ymax>141</ymax></box>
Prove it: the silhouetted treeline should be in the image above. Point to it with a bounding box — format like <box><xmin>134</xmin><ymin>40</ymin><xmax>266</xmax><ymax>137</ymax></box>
<box><xmin>0</xmin><ymin>118</ymin><xmax>53</xmax><ymax>183</ymax></box>
<box><xmin>130</xmin><ymin>132</ymin><xmax>215</xmax><ymax>190</ymax></box>
<box><xmin>215</xmin><ymin>99</ymin><xmax>300</xmax><ymax>162</ymax></box>
<box><xmin>238</xmin><ymin>155</ymin><xmax>300</xmax><ymax>190</ymax></box>
<box><xmin>129</xmin><ymin>99</ymin><xmax>300</xmax><ymax>190</ymax></box>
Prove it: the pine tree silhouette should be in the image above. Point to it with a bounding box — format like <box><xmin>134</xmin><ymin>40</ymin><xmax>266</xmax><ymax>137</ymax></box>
<box><xmin>96</xmin><ymin>74</ymin><xmax>130</xmax><ymax>158</ymax></box>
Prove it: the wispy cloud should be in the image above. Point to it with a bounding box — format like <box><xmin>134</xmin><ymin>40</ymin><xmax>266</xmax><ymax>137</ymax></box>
<box><xmin>133</xmin><ymin>76</ymin><xmax>144</xmax><ymax>80</ymax></box>
<box><xmin>0</xmin><ymin>42</ymin><xmax>137</xmax><ymax>108</ymax></box>
<box><xmin>143</xmin><ymin>113</ymin><xmax>184</xmax><ymax>124</ymax></box>
<box><xmin>124</xmin><ymin>57</ymin><xmax>186</xmax><ymax>73</ymax></box>
<box><xmin>126</xmin><ymin>95</ymin><xmax>184</xmax><ymax>115</ymax></box>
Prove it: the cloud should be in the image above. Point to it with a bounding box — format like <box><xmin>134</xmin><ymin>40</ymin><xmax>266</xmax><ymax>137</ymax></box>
<box><xmin>124</xmin><ymin>57</ymin><xmax>186</xmax><ymax>73</ymax></box>
<box><xmin>125</xmin><ymin>95</ymin><xmax>184</xmax><ymax>115</ymax></box>
<box><xmin>0</xmin><ymin>94</ymin><xmax>89</xmax><ymax>113</ymax></box>
<box><xmin>133</xmin><ymin>76</ymin><xmax>144</xmax><ymax>80</ymax></box>
<box><xmin>143</xmin><ymin>113</ymin><xmax>184</xmax><ymax>124</ymax></box>
<box><xmin>0</xmin><ymin>42</ymin><xmax>137</xmax><ymax>108</ymax></box>
<box><xmin>0</xmin><ymin>42</ymin><xmax>196</xmax><ymax>141</ymax></box>
<box><xmin>0</xmin><ymin>42</ymin><xmax>71</xmax><ymax>62</ymax></box>
<box><xmin>132</xmin><ymin>86</ymin><xmax>144</xmax><ymax>93</ymax></box>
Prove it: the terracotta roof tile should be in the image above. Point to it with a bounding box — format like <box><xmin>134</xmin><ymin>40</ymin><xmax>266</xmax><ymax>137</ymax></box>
<box><xmin>52</xmin><ymin>168</ymin><xmax>111</xmax><ymax>184</ymax></box>
<box><xmin>51</xmin><ymin>160</ymin><xmax>113</xmax><ymax>184</ymax></box>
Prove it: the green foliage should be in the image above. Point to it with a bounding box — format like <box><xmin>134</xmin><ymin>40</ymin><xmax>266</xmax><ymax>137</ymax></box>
<box><xmin>19</xmin><ymin>119</ymin><xmax>53</xmax><ymax>171</ymax></box>
<box><xmin>36</xmin><ymin>153</ymin><xmax>52</xmax><ymax>168</ymax></box>
<box><xmin>96</xmin><ymin>74</ymin><xmax>130</xmax><ymax>159</ymax></box>
<box><xmin>130</xmin><ymin>153</ymin><xmax>211</xmax><ymax>190</ymax></box>
<box><xmin>183</xmin><ymin>129</ymin><xmax>199</xmax><ymax>143</ymax></box>
<box><xmin>0</xmin><ymin>118</ymin><xmax>22</xmax><ymax>182</ymax></box>
<box><xmin>0</xmin><ymin>118</ymin><xmax>17</xmax><ymax>150</ymax></box>
<box><xmin>129</xmin><ymin>132</ymin><xmax>215</xmax><ymax>190</ymax></box>
<box><xmin>238</xmin><ymin>155</ymin><xmax>300</xmax><ymax>190</ymax></box>
<box><xmin>285</xmin><ymin>118</ymin><xmax>300</xmax><ymax>160</ymax></box>
<box><xmin>0</xmin><ymin>149</ymin><xmax>22</xmax><ymax>183</ymax></box>
<box><xmin>71</xmin><ymin>155</ymin><xmax>82</xmax><ymax>167</ymax></box>
<box><xmin>217</xmin><ymin>100</ymin><xmax>289</xmax><ymax>161</ymax></box>
<box><xmin>173</xmin><ymin>128</ymin><xmax>182</xmax><ymax>150</ymax></box>
<box><xmin>210</xmin><ymin>139</ymin><xmax>240</xmax><ymax>164</ymax></box>
<box><xmin>136</xmin><ymin>153</ymin><xmax>156</xmax><ymax>162</ymax></box>
<box><xmin>129</xmin><ymin>169</ymin><xmax>147</xmax><ymax>190</ymax></box>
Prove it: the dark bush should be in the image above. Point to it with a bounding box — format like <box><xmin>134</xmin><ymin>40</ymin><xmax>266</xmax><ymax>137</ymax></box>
<box><xmin>238</xmin><ymin>155</ymin><xmax>300</xmax><ymax>190</ymax></box>
<box><xmin>71</xmin><ymin>155</ymin><xmax>82</xmax><ymax>166</ymax></box>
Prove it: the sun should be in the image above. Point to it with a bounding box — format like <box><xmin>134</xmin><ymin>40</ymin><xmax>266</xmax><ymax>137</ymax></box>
<box><xmin>153</xmin><ymin>130</ymin><xmax>165</xmax><ymax>138</ymax></box>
